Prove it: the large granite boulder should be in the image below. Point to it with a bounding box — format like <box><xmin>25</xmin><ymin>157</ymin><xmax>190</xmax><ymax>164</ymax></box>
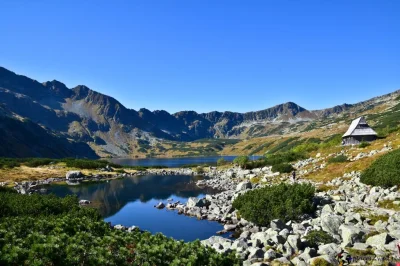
<box><xmin>366</xmin><ymin>233</ymin><xmax>394</xmax><ymax>247</ymax></box>
<box><xmin>235</xmin><ymin>181</ymin><xmax>252</xmax><ymax>192</ymax></box>
<box><xmin>187</xmin><ymin>197</ymin><xmax>208</xmax><ymax>207</ymax></box>
<box><xmin>66</xmin><ymin>171</ymin><xmax>83</xmax><ymax>180</ymax></box>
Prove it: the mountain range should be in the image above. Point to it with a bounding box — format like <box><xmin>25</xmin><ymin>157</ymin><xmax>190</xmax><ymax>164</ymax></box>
<box><xmin>0</xmin><ymin>66</ymin><xmax>399</xmax><ymax>158</ymax></box>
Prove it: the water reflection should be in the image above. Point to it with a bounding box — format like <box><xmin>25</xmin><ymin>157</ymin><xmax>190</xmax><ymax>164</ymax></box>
<box><xmin>46</xmin><ymin>175</ymin><xmax>226</xmax><ymax>241</ymax></box>
<box><xmin>110</xmin><ymin>155</ymin><xmax>261</xmax><ymax>168</ymax></box>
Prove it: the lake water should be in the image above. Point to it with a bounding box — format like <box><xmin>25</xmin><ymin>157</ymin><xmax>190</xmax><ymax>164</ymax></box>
<box><xmin>46</xmin><ymin>174</ymin><xmax>230</xmax><ymax>241</ymax></box>
<box><xmin>110</xmin><ymin>155</ymin><xmax>261</xmax><ymax>168</ymax></box>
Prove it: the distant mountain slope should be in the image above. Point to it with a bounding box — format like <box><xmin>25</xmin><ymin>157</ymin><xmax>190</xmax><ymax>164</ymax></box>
<box><xmin>0</xmin><ymin>114</ymin><xmax>97</xmax><ymax>158</ymax></box>
<box><xmin>0</xmin><ymin>66</ymin><xmax>399</xmax><ymax>158</ymax></box>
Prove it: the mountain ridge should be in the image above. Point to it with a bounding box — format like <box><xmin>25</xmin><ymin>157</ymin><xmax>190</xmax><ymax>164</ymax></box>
<box><xmin>0</xmin><ymin>66</ymin><xmax>399</xmax><ymax>157</ymax></box>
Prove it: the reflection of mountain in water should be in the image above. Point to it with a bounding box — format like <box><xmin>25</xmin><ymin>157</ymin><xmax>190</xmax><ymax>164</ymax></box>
<box><xmin>47</xmin><ymin>175</ymin><xmax>219</xmax><ymax>217</ymax></box>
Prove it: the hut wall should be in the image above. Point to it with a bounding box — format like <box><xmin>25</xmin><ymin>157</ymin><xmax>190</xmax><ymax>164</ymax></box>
<box><xmin>342</xmin><ymin>135</ymin><xmax>377</xmax><ymax>146</ymax></box>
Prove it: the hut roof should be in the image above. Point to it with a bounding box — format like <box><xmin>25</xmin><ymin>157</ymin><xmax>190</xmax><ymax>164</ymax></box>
<box><xmin>343</xmin><ymin>117</ymin><xmax>377</xmax><ymax>137</ymax></box>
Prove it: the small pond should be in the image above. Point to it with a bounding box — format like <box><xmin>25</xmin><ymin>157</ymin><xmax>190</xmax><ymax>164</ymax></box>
<box><xmin>46</xmin><ymin>174</ymin><xmax>229</xmax><ymax>241</ymax></box>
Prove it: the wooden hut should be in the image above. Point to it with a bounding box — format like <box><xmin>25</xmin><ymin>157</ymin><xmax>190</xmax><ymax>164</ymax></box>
<box><xmin>342</xmin><ymin>116</ymin><xmax>377</xmax><ymax>145</ymax></box>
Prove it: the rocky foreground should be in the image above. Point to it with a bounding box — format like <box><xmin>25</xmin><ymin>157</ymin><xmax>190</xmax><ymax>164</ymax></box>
<box><xmin>160</xmin><ymin>165</ymin><xmax>400</xmax><ymax>265</ymax></box>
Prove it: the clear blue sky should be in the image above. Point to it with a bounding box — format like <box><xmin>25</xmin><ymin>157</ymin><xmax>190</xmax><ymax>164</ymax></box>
<box><xmin>1</xmin><ymin>0</ymin><xmax>399</xmax><ymax>113</ymax></box>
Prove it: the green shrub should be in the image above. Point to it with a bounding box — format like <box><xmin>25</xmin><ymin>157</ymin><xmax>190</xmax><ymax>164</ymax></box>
<box><xmin>0</xmin><ymin>190</ymin><xmax>240</xmax><ymax>265</ymax></box>
<box><xmin>24</xmin><ymin>158</ymin><xmax>54</xmax><ymax>167</ymax></box>
<box><xmin>327</xmin><ymin>155</ymin><xmax>348</xmax><ymax>163</ymax></box>
<box><xmin>271</xmin><ymin>163</ymin><xmax>294</xmax><ymax>173</ymax></box>
<box><xmin>360</xmin><ymin>149</ymin><xmax>400</xmax><ymax>187</ymax></box>
<box><xmin>305</xmin><ymin>230</ymin><xmax>337</xmax><ymax>247</ymax></box>
<box><xmin>217</xmin><ymin>158</ymin><xmax>228</xmax><ymax>166</ymax></box>
<box><xmin>0</xmin><ymin>158</ymin><xmax>21</xmax><ymax>169</ymax></box>
<box><xmin>267</xmin><ymin>137</ymin><xmax>301</xmax><ymax>154</ymax></box>
<box><xmin>63</xmin><ymin>158</ymin><xmax>121</xmax><ymax>169</ymax></box>
<box><xmin>358</xmin><ymin>141</ymin><xmax>371</xmax><ymax>148</ymax></box>
<box><xmin>292</xmin><ymin>142</ymin><xmax>319</xmax><ymax>153</ymax></box>
<box><xmin>233</xmin><ymin>156</ymin><xmax>249</xmax><ymax>168</ymax></box>
<box><xmin>320</xmin><ymin>134</ymin><xmax>342</xmax><ymax>148</ymax></box>
<box><xmin>265</xmin><ymin>151</ymin><xmax>306</xmax><ymax>165</ymax></box>
<box><xmin>232</xmin><ymin>183</ymin><xmax>315</xmax><ymax>226</ymax></box>
<box><xmin>244</xmin><ymin>158</ymin><xmax>269</xmax><ymax>169</ymax></box>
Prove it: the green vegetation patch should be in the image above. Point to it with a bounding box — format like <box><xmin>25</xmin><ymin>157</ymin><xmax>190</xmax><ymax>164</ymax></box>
<box><xmin>0</xmin><ymin>190</ymin><xmax>240</xmax><ymax>265</ymax></box>
<box><xmin>233</xmin><ymin>156</ymin><xmax>249</xmax><ymax>168</ymax></box>
<box><xmin>305</xmin><ymin>230</ymin><xmax>337</xmax><ymax>247</ymax></box>
<box><xmin>249</xmin><ymin>142</ymin><xmax>274</xmax><ymax>155</ymax></box>
<box><xmin>367</xmin><ymin>102</ymin><xmax>400</xmax><ymax>137</ymax></box>
<box><xmin>217</xmin><ymin>158</ymin><xmax>229</xmax><ymax>166</ymax></box>
<box><xmin>358</xmin><ymin>141</ymin><xmax>371</xmax><ymax>148</ymax></box>
<box><xmin>271</xmin><ymin>163</ymin><xmax>294</xmax><ymax>173</ymax></box>
<box><xmin>360</xmin><ymin>149</ymin><xmax>400</xmax><ymax>187</ymax></box>
<box><xmin>267</xmin><ymin>137</ymin><xmax>302</xmax><ymax>154</ymax></box>
<box><xmin>232</xmin><ymin>183</ymin><xmax>315</xmax><ymax>226</ymax></box>
<box><xmin>377</xmin><ymin>199</ymin><xmax>400</xmax><ymax>211</ymax></box>
<box><xmin>320</xmin><ymin>134</ymin><xmax>342</xmax><ymax>148</ymax></box>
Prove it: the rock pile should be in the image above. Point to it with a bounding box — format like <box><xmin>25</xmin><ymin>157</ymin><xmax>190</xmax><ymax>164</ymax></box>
<box><xmin>173</xmin><ymin>167</ymin><xmax>400</xmax><ymax>265</ymax></box>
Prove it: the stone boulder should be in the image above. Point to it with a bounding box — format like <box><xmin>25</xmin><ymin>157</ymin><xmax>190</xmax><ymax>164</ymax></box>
<box><xmin>187</xmin><ymin>197</ymin><xmax>208</xmax><ymax>207</ymax></box>
<box><xmin>339</xmin><ymin>224</ymin><xmax>365</xmax><ymax>247</ymax></box>
<box><xmin>247</xmin><ymin>247</ymin><xmax>265</xmax><ymax>260</ymax></box>
<box><xmin>270</xmin><ymin>219</ymin><xmax>287</xmax><ymax>231</ymax></box>
<box><xmin>318</xmin><ymin>243</ymin><xmax>342</xmax><ymax>257</ymax></box>
<box><xmin>320</xmin><ymin>213</ymin><xmax>343</xmax><ymax>236</ymax></box>
<box><xmin>155</xmin><ymin>202</ymin><xmax>165</xmax><ymax>209</ymax></box>
<box><xmin>66</xmin><ymin>171</ymin><xmax>83</xmax><ymax>180</ymax></box>
<box><xmin>236</xmin><ymin>181</ymin><xmax>252</xmax><ymax>192</ymax></box>
<box><xmin>366</xmin><ymin>233</ymin><xmax>394</xmax><ymax>247</ymax></box>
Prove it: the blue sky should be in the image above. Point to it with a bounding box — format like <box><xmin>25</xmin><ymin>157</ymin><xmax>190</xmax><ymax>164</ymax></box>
<box><xmin>1</xmin><ymin>0</ymin><xmax>399</xmax><ymax>113</ymax></box>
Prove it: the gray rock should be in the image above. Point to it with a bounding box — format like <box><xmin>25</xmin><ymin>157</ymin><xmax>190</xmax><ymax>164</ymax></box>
<box><xmin>247</xmin><ymin>247</ymin><xmax>265</xmax><ymax>260</ymax></box>
<box><xmin>279</xmin><ymin>228</ymin><xmax>290</xmax><ymax>239</ymax></box>
<box><xmin>334</xmin><ymin>202</ymin><xmax>348</xmax><ymax>215</ymax></box>
<box><xmin>251</xmin><ymin>232</ymin><xmax>269</xmax><ymax>244</ymax></box>
<box><xmin>113</xmin><ymin>224</ymin><xmax>126</xmax><ymax>230</ymax></box>
<box><xmin>127</xmin><ymin>225</ymin><xmax>139</xmax><ymax>232</ymax></box>
<box><xmin>66</xmin><ymin>171</ymin><xmax>83</xmax><ymax>180</ymax></box>
<box><xmin>231</xmin><ymin>239</ymin><xmax>248</xmax><ymax>250</ymax></box>
<box><xmin>264</xmin><ymin>249</ymin><xmax>276</xmax><ymax>260</ymax></box>
<box><xmin>291</xmin><ymin>257</ymin><xmax>307</xmax><ymax>266</ymax></box>
<box><xmin>283</xmin><ymin>241</ymin><xmax>295</xmax><ymax>256</ymax></box>
<box><xmin>270</xmin><ymin>219</ymin><xmax>286</xmax><ymax>231</ymax></box>
<box><xmin>388</xmin><ymin>229</ymin><xmax>400</xmax><ymax>239</ymax></box>
<box><xmin>224</xmin><ymin>224</ymin><xmax>237</xmax><ymax>231</ymax></box>
<box><xmin>271</xmin><ymin>234</ymin><xmax>286</xmax><ymax>244</ymax></box>
<box><xmin>318</xmin><ymin>243</ymin><xmax>342</xmax><ymax>257</ymax></box>
<box><xmin>321</xmin><ymin>204</ymin><xmax>334</xmax><ymax>215</ymax></box>
<box><xmin>352</xmin><ymin>242</ymin><xmax>371</xmax><ymax>251</ymax></box>
<box><xmin>320</xmin><ymin>214</ymin><xmax>343</xmax><ymax>236</ymax></box>
<box><xmin>339</xmin><ymin>224</ymin><xmax>365</xmax><ymax>247</ymax></box>
<box><xmin>287</xmin><ymin>234</ymin><xmax>302</xmax><ymax>252</ymax></box>
<box><xmin>236</xmin><ymin>181</ymin><xmax>252</xmax><ymax>192</ymax></box>
<box><xmin>249</xmin><ymin>239</ymin><xmax>262</xmax><ymax>248</ymax></box>
<box><xmin>187</xmin><ymin>197</ymin><xmax>208</xmax><ymax>207</ymax></box>
<box><xmin>240</xmin><ymin>230</ymin><xmax>252</xmax><ymax>239</ymax></box>
<box><xmin>366</xmin><ymin>233</ymin><xmax>394</xmax><ymax>247</ymax></box>
<box><xmin>298</xmin><ymin>247</ymin><xmax>317</xmax><ymax>262</ymax></box>
<box><xmin>79</xmin><ymin>199</ymin><xmax>91</xmax><ymax>205</ymax></box>
<box><xmin>155</xmin><ymin>202</ymin><xmax>165</xmax><ymax>209</ymax></box>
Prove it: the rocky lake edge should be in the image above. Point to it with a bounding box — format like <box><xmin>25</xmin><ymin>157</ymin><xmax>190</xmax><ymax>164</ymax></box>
<box><xmin>2</xmin><ymin>146</ymin><xmax>400</xmax><ymax>266</ymax></box>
